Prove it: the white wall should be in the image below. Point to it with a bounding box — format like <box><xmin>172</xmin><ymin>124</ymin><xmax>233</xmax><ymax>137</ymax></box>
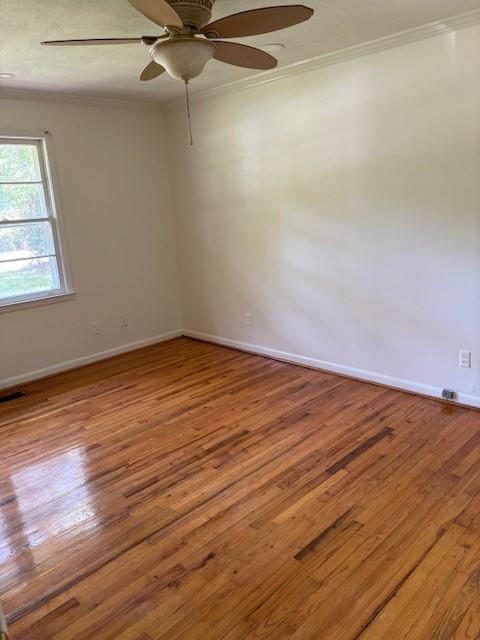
<box><xmin>0</xmin><ymin>98</ymin><xmax>181</xmax><ymax>386</ymax></box>
<box><xmin>164</xmin><ymin>24</ymin><xmax>480</xmax><ymax>405</ymax></box>
<box><xmin>1</xmin><ymin>25</ymin><xmax>479</xmax><ymax>405</ymax></box>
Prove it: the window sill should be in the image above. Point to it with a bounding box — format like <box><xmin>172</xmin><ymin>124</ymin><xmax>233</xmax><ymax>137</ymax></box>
<box><xmin>0</xmin><ymin>291</ymin><xmax>76</xmax><ymax>313</ymax></box>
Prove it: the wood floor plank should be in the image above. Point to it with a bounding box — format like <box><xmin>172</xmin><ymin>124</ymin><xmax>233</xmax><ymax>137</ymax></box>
<box><xmin>1</xmin><ymin>337</ymin><xmax>479</xmax><ymax>639</ymax></box>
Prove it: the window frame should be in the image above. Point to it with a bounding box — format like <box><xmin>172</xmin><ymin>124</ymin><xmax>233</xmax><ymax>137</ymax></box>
<box><xmin>0</xmin><ymin>130</ymin><xmax>74</xmax><ymax>312</ymax></box>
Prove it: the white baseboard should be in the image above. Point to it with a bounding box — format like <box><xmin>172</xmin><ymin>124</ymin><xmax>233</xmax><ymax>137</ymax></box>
<box><xmin>183</xmin><ymin>330</ymin><xmax>480</xmax><ymax>409</ymax></box>
<box><xmin>0</xmin><ymin>330</ymin><xmax>183</xmax><ymax>390</ymax></box>
<box><xmin>3</xmin><ymin>328</ymin><xmax>479</xmax><ymax>410</ymax></box>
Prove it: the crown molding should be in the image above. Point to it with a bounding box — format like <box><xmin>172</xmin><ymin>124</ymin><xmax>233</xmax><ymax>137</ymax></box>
<box><xmin>164</xmin><ymin>8</ymin><xmax>480</xmax><ymax>109</ymax></box>
<box><xmin>0</xmin><ymin>87</ymin><xmax>164</xmax><ymax>112</ymax></box>
<box><xmin>1</xmin><ymin>9</ymin><xmax>478</xmax><ymax>112</ymax></box>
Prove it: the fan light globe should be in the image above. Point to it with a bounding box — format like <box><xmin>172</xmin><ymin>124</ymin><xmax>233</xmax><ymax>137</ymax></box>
<box><xmin>150</xmin><ymin>38</ymin><xmax>216</xmax><ymax>81</ymax></box>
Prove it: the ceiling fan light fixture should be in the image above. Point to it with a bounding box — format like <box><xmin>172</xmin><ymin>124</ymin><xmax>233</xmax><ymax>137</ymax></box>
<box><xmin>150</xmin><ymin>37</ymin><xmax>215</xmax><ymax>80</ymax></box>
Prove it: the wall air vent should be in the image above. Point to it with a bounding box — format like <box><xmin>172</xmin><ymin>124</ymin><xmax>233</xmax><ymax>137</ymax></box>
<box><xmin>441</xmin><ymin>389</ymin><xmax>456</xmax><ymax>401</ymax></box>
<box><xmin>0</xmin><ymin>391</ymin><xmax>25</xmax><ymax>404</ymax></box>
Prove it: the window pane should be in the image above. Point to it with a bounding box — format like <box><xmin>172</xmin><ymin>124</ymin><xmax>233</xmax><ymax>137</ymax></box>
<box><xmin>0</xmin><ymin>143</ymin><xmax>42</xmax><ymax>182</ymax></box>
<box><xmin>0</xmin><ymin>257</ymin><xmax>60</xmax><ymax>299</ymax></box>
<box><xmin>0</xmin><ymin>183</ymin><xmax>48</xmax><ymax>220</ymax></box>
<box><xmin>0</xmin><ymin>221</ymin><xmax>56</xmax><ymax>262</ymax></box>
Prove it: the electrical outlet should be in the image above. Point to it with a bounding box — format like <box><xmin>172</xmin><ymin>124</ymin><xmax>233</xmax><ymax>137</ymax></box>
<box><xmin>459</xmin><ymin>350</ymin><xmax>471</xmax><ymax>368</ymax></box>
<box><xmin>120</xmin><ymin>314</ymin><xmax>128</xmax><ymax>328</ymax></box>
<box><xmin>91</xmin><ymin>321</ymin><xmax>101</xmax><ymax>336</ymax></box>
<box><xmin>245</xmin><ymin>313</ymin><xmax>254</xmax><ymax>327</ymax></box>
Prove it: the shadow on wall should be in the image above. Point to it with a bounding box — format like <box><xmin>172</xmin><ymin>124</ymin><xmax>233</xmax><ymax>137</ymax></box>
<box><xmin>170</xmin><ymin>27</ymin><xmax>480</xmax><ymax>394</ymax></box>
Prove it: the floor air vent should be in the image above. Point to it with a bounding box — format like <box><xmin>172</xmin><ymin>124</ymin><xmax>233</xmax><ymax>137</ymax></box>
<box><xmin>0</xmin><ymin>391</ymin><xmax>25</xmax><ymax>404</ymax></box>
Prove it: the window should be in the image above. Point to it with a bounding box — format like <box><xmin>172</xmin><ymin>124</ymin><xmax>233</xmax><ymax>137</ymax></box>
<box><xmin>0</xmin><ymin>133</ymin><xmax>72</xmax><ymax>309</ymax></box>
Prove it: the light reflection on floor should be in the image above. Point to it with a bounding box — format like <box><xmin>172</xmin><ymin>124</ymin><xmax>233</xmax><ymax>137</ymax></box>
<box><xmin>1</xmin><ymin>447</ymin><xmax>98</xmax><ymax>585</ymax></box>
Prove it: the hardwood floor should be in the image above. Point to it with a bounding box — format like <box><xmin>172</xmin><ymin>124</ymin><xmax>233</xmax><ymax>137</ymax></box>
<box><xmin>1</xmin><ymin>337</ymin><xmax>480</xmax><ymax>639</ymax></box>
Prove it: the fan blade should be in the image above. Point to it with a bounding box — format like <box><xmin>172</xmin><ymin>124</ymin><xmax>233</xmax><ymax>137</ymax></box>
<box><xmin>128</xmin><ymin>0</ymin><xmax>183</xmax><ymax>28</ymax></box>
<box><xmin>142</xmin><ymin>36</ymin><xmax>162</xmax><ymax>45</ymax></box>
<box><xmin>213</xmin><ymin>41</ymin><xmax>277</xmax><ymax>70</ymax></box>
<box><xmin>42</xmin><ymin>38</ymin><xmax>144</xmax><ymax>46</ymax></box>
<box><xmin>140</xmin><ymin>61</ymin><xmax>165</xmax><ymax>81</ymax></box>
<box><xmin>202</xmin><ymin>5</ymin><xmax>313</xmax><ymax>39</ymax></box>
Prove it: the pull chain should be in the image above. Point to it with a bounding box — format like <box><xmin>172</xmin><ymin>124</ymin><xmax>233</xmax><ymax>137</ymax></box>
<box><xmin>184</xmin><ymin>80</ymin><xmax>193</xmax><ymax>146</ymax></box>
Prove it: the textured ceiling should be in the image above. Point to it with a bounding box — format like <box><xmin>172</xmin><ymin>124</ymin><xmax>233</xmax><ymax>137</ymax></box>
<box><xmin>1</xmin><ymin>0</ymin><xmax>480</xmax><ymax>103</ymax></box>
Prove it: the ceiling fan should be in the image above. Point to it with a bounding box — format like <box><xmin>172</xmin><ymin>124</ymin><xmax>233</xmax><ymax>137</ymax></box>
<box><xmin>41</xmin><ymin>0</ymin><xmax>314</xmax><ymax>83</ymax></box>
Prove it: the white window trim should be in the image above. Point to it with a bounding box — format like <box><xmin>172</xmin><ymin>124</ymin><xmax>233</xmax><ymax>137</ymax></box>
<box><xmin>0</xmin><ymin>129</ymin><xmax>74</xmax><ymax>312</ymax></box>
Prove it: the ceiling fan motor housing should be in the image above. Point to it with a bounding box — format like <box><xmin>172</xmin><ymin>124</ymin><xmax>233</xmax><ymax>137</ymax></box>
<box><xmin>168</xmin><ymin>0</ymin><xmax>214</xmax><ymax>29</ymax></box>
